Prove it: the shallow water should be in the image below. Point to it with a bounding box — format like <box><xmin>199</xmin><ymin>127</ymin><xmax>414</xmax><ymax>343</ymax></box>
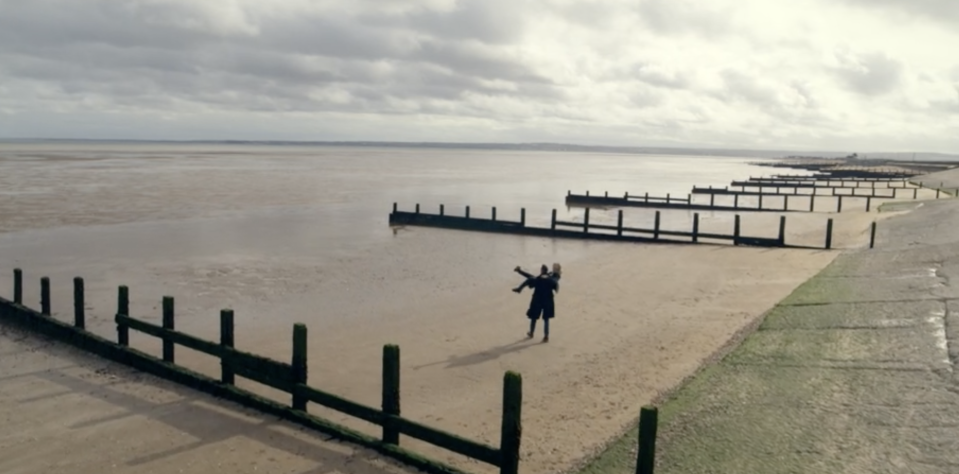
<box><xmin>0</xmin><ymin>142</ymin><xmax>782</xmax><ymax>336</ymax></box>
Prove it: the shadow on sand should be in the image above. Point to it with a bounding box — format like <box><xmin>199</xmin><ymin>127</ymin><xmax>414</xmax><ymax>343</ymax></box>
<box><xmin>413</xmin><ymin>337</ymin><xmax>542</xmax><ymax>370</ymax></box>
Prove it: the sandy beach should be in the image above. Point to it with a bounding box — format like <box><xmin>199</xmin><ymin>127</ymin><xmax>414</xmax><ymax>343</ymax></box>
<box><xmin>0</xmin><ymin>143</ymin><xmax>933</xmax><ymax>473</ymax></box>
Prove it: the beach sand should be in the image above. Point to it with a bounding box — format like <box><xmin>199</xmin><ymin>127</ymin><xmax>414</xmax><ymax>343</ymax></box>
<box><xmin>0</xmin><ymin>145</ymin><xmax>928</xmax><ymax>473</ymax></box>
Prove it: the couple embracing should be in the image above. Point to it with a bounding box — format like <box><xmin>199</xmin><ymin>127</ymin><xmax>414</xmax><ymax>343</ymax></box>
<box><xmin>512</xmin><ymin>263</ymin><xmax>561</xmax><ymax>343</ymax></box>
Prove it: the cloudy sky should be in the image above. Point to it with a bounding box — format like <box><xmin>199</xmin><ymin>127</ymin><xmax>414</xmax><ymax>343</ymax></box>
<box><xmin>1</xmin><ymin>0</ymin><xmax>957</xmax><ymax>152</ymax></box>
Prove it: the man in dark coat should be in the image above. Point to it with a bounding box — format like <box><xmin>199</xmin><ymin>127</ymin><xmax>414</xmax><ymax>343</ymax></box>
<box><xmin>514</xmin><ymin>264</ymin><xmax>559</xmax><ymax>342</ymax></box>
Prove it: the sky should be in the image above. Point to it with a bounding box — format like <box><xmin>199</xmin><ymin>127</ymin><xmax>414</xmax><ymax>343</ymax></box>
<box><xmin>0</xmin><ymin>0</ymin><xmax>957</xmax><ymax>153</ymax></box>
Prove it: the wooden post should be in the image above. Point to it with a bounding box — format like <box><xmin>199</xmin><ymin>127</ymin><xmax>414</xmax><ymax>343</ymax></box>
<box><xmin>666</xmin><ymin>193</ymin><xmax>671</xmax><ymax>204</ymax></box>
<box><xmin>758</xmin><ymin>193</ymin><xmax>763</xmax><ymax>209</ymax></box>
<box><xmin>734</xmin><ymin>194</ymin><xmax>739</xmax><ymax>208</ymax></box>
<box><xmin>784</xmin><ymin>194</ymin><xmax>789</xmax><ymax>211</ymax></box>
<box><xmin>734</xmin><ymin>215</ymin><xmax>741</xmax><ymax>246</ymax></box>
<box><xmin>937</xmin><ymin>188</ymin><xmax>941</xmax><ymax>199</ymax></box>
<box><xmin>692</xmin><ymin>213</ymin><xmax>699</xmax><ymax>243</ymax></box>
<box><xmin>117</xmin><ymin>285</ymin><xmax>129</xmax><ymax>346</ymax></box>
<box><xmin>74</xmin><ymin>277</ymin><xmax>85</xmax><ymax>329</ymax></box>
<box><xmin>465</xmin><ymin>206</ymin><xmax>470</xmax><ymax>218</ymax></box>
<box><xmin>687</xmin><ymin>193</ymin><xmax>692</xmax><ymax>207</ymax></box>
<box><xmin>551</xmin><ymin>209</ymin><xmax>557</xmax><ymax>230</ymax></box>
<box><xmin>292</xmin><ymin>323</ymin><xmax>308</xmax><ymax>411</ymax></box>
<box><xmin>825</xmin><ymin>218</ymin><xmax>834</xmax><ymax>250</ymax></box>
<box><xmin>520</xmin><ymin>208</ymin><xmax>526</xmax><ymax>227</ymax></box>
<box><xmin>644</xmin><ymin>192</ymin><xmax>649</xmax><ymax>203</ymax></box>
<box><xmin>40</xmin><ymin>277</ymin><xmax>50</xmax><ymax>316</ymax></box>
<box><xmin>635</xmin><ymin>406</ymin><xmax>658</xmax><ymax>474</ymax></box>
<box><xmin>382</xmin><ymin>344</ymin><xmax>401</xmax><ymax>445</ymax></box>
<box><xmin>220</xmin><ymin>309</ymin><xmax>235</xmax><ymax>385</ymax></box>
<box><xmin>586</xmin><ymin>190</ymin><xmax>590</xmax><ymax>197</ymax></box>
<box><xmin>492</xmin><ymin>207</ymin><xmax>497</xmax><ymax>221</ymax></box>
<box><xmin>392</xmin><ymin>202</ymin><xmax>397</xmax><ymax>213</ymax></box>
<box><xmin>778</xmin><ymin>215</ymin><xmax>786</xmax><ymax>245</ymax></box>
<box><xmin>869</xmin><ymin>221</ymin><xmax>877</xmax><ymax>249</ymax></box>
<box><xmin>710</xmin><ymin>194</ymin><xmax>715</xmax><ymax>207</ymax></box>
<box><xmin>913</xmin><ymin>188</ymin><xmax>918</xmax><ymax>199</ymax></box>
<box><xmin>837</xmin><ymin>195</ymin><xmax>843</xmax><ymax>213</ymax></box>
<box><xmin>617</xmin><ymin>210</ymin><xmax>623</xmax><ymax>236</ymax></box>
<box><xmin>440</xmin><ymin>204</ymin><xmax>445</xmax><ymax>216</ymax></box>
<box><xmin>162</xmin><ymin>296</ymin><xmax>175</xmax><ymax>363</ymax></box>
<box><xmin>499</xmin><ymin>371</ymin><xmax>523</xmax><ymax>474</ymax></box>
<box><xmin>605</xmin><ymin>191</ymin><xmax>608</xmax><ymax>198</ymax></box>
<box><xmin>13</xmin><ymin>268</ymin><xmax>22</xmax><ymax>305</ymax></box>
<box><xmin>653</xmin><ymin>211</ymin><xmax>661</xmax><ymax>240</ymax></box>
<box><xmin>810</xmin><ymin>195</ymin><xmax>815</xmax><ymax>212</ymax></box>
<box><xmin>866</xmin><ymin>196</ymin><xmax>872</xmax><ymax>212</ymax></box>
<box><xmin>583</xmin><ymin>208</ymin><xmax>590</xmax><ymax>233</ymax></box>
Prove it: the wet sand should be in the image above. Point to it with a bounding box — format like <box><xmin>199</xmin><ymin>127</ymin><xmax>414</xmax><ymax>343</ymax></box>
<box><xmin>0</xmin><ymin>144</ymin><xmax>927</xmax><ymax>473</ymax></box>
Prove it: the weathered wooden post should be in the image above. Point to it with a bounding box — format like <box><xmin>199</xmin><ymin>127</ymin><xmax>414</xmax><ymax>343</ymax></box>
<box><xmin>586</xmin><ymin>190</ymin><xmax>590</xmax><ymax>197</ymax></box>
<box><xmin>500</xmin><ymin>371</ymin><xmax>523</xmax><ymax>474</ymax></box>
<box><xmin>825</xmin><ymin>218</ymin><xmax>834</xmax><ymax>250</ymax></box>
<box><xmin>74</xmin><ymin>277</ymin><xmax>85</xmax><ymax>329</ymax></box>
<box><xmin>605</xmin><ymin>191</ymin><xmax>608</xmax><ymax>198</ymax></box>
<box><xmin>710</xmin><ymin>194</ymin><xmax>715</xmax><ymax>207</ymax></box>
<box><xmin>666</xmin><ymin>193</ymin><xmax>671</xmax><ymax>204</ymax></box>
<box><xmin>778</xmin><ymin>215</ymin><xmax>786</xmax><ymax>245</ymax></box>
<box><xmin>382</xmin><ymin>344</ymin><xmax>401</xmax><ymax>445</ymax></box>
<box><xmin>784</xmin><ymin>194</ymin><xmax>789</xmax><ymax>211</ymax></box>
<box><xmin>866</xmin><ymin>196</ymin><xmax>872</xmax><ymax>212</ymax></box>
<box><xmin>653</xmin><ymin>211</ymin><xmax>661</xmax><ymax>240</ymax></box>
<box><xmin>465</xmin><ymin>206</ymin><xmax>471</xmax><ymax>219</ymax></box>
<box><xmin>635</xmin><ymin>406</ymin><xmax>658</xmax><ymax>474</ymax></box>
<box><xmin>583</xmin><ymin>208</ymin><xmax>590</xmax><ymax>234</ymax></box>
<box><xmin>162</xmin><ymin>296</ymin><xmax>175</xmax><ymax>363</ymax></box>
<box><xmin>392</xmin><ymin>202</ymin><xmax>397</xmax><ymax>213</ymax></box>
<box><xmin>220</xmin><ymin>309</ymin><xmax>235</xmax><ymax>385</ymax></box>
<box><xmin>551</xmin><ymin>209</ymin><xmax>557</xmax><ymax>231</ymax></box>
<box><xmin>117</xmin><ymin>285</ymin><xmax>130</xmax><ymax>346</ymax></box>
<box><xmin>292</xmin><ymin>323</ymin><xmax>308</xmax><ymax>411</ymax></box>
<box><xmin>492</xmin><ymin>207</ymin><xmax>497</xmax><ymax>221</ymax></box>
<box><xmin>644</xmin><ymin>192</ymin><xmax>649</xmax><ymax>203</ymax></box>
<box><xmin>617</xmin><ymin>210</ymin><xmax>623</xmax><ymax>237</ymax></box>
<box><xmin>440</xmin><ymin>204</ymin><xmax>445</xmax><ymax>216</ymax></box>
<box><xmin>837</xmin><ymin>195</ymin><xmax>843</xmax><ymax>213</ymax></box>
<box><xmin>869</xmin><ymin>221</ymin><xmax>877</xmax><ymax>249</ymax></box>
<box><xmin>734</xmin><ymin>194</ymin><xmax>739</xmax><ymax>208</ymax></box>
<box><xmin>937</xmin><ymin>188</ymin><xmax>941</xmax><ymax>199</ymax></box>
<box><xmin>687</xmin><ymin>193</ymin><xmax>692</xmax><ymax>207</ymax></box>
<box><xmin>758</xmin><ymin>193</ymin><xmax>763</xmax><ymax>209</ymax></box>
<box><xmin>734</xmin><ymin>215</ymin><xmax>741</xmax><ymax>246</ymax></box>
<box><xmin>415</xmin><ymin>203</ymin><xmax>420</xmax><ymax>214</ymax></box>
<box><xmin>520</xmin><ymin>208</ymin><xmax>526</xmax><ymax>227</ymax></box>
<box><xmin>913</xmin><ymin>188</ymin><xmax>918</xmax><ymax>199</ymax></box>
<box><xmin>692</xmin><ymin>213</ymin><xmax>699</xmax><ymax>243</ymax></box>
<box><xmin>40</xmin><ymin>277</ymin><xmax>51</xmax><ymax>316</ymax></box>
<box><xmin>13</xmin><ymin>268</ymin><xmax>22</xmax><ymax>305</ymax></box>
<box><xmin>809</xmin><ymin>195</ymin><xmax>815</xmax><ymax>212</ymax></box>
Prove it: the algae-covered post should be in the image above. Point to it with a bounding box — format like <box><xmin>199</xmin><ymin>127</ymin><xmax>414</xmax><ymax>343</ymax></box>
<box><xmin>692</xmin><ymin>213</ymin><xmax>700</xmax><ymax>243</ymax></box>
<box><xmin>292</xmin><ymin>323</ymin><xmax>308</xmax><ymax>411</ymax></box>
<box><xmin>40</xmin><ymin>277</ymin><xmax>51</xmax><ymax>316</ymax></box>
<box><xmin>635</xmin><ymin>406</ymin><xmax>659</xmax><ymax>474</ymax></box>
<box><xmin>74</xmin><ymin>277</ymin><xmax>85</xmax><ymax>329</ymax></box>
<box><xmin>499</xmin><ymin>371</ymin><xmax>523</xmax><ymax>474</ymax></box>
<box><xmin>734</xmin><ymin>215</ymin><xmax>741</xmax><ymax>246</ymax></box>
<box><xmin>162</xmin><ymin>296</ymin><xmax>175</xmax><ymax>363</ymax></box>
<box><xmin>382</xmin><ymin>344</ymin><xmax>401</xmax><ymax>445</ymax></box>
<box><xmin>117</xmin><ymin>285</ymin><xmax>129</xmax><ymax>346</ymax></box>
<box><xmin>653</xmin><ymin>211</ymin><xmax>661</xmax><ymax>240</ymax></box>
<box><xmin>825</xmin><ymin>218</ymin><xmax>834</xmax><ymax>250</ymax></box>
<box><xmin>778</xmin><ymin>215</ymin><xmax>787</xmax><ymax>245</ymax></box>
<box><xmin>870</xmin><ymin>221</ymin><xmax>877</xmax><ymax>249</ymax></box>
<box><xmin>13</xmin><ymin>268</ymin><xmax>22</xmax><ymax>305</ymax></box>
<box><xmin>220</xmin><ymin>309</ymin><xmax>235</xmax><ymax>385</ymax></box>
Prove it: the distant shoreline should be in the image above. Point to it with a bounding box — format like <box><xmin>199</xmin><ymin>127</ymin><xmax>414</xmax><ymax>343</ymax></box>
<box><xmin>5</xmin><ymin>138</ymin><xmax>957</xmax><ymax>161</ymax></box>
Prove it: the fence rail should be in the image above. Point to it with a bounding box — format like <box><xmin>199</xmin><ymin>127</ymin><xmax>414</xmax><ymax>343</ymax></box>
<box><xmin>0</xmin><ymin>269</ymin><xmax>523</xmax><ymax>474</ymax></box>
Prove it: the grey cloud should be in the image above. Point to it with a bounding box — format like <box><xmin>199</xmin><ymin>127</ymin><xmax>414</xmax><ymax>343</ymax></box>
<box><xmin>838</xmin><ymin>0</ymin><xmax>959</xmax><ymax>25</ymax></box>
<box><xmin>634</xmin><ymin>0</ymin><xmax>736</xmax><ymax>38</ymax></box>
<box><xmin>829</xmin><ymin>51</ymin><xmax>904</xmax><ymax>96</ymax></box>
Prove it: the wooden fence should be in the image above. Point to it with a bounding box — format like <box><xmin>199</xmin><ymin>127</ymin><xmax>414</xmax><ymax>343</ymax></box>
<box><xmin>389</xmin><ymin>203</ymin><xmax>837</xmax><ymax>249</ymax></box>
<box><xmin>0</xmin><ymin>269</ymin><xmax>523</xmax><ymax>474</ymax></box>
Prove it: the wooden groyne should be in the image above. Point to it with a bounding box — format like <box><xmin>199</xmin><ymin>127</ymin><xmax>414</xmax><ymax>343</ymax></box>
<box><xmin>716</xmin><ymin>185</ymin><xmax>898</xmax><ymax>198</ymax></box>
<box><xmin>389</xmin><ymin>203</ymin><xmax>837</xmax><ymax>249</ymax></box>
<box><xmin>767</xmin><ymin>174</ymin><xmax>908</xmax><ymax>182</ymax></box>
<box><xmin>566</xmin><ymin>193</ymin><xmax>797</xmax><ymax>213</ymax></box>
<box><xmin>0</xmin><ymin>269</ymin><xmax>524</xmax><ymax>474</ymax></box>
<box><xmin>741</xmin><ymin>179</ymin><xmax>912</xmax><ymax>188</ymax></box>
<box><xmin>568</xmin><ymin>191</ymin><xmax>880</xmax><ymax>213</ymax></box>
